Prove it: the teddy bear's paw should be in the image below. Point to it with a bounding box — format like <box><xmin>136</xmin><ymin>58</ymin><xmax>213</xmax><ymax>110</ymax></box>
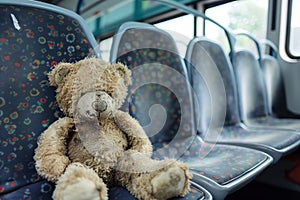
<box><xmin>62</xmin><ymin>179</ymin><xmax>108</xmax><ymax>200</ymax></box>
<box><xmin>151</xmin><ymin>166</ymin><xmax>186</xmax><ymax>199</ymax></box>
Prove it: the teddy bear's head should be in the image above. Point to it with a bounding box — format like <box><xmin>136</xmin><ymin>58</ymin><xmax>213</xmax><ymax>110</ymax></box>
<box><xmin>48</xmin><ymin>57</ymin><xmax>131</xmax><ymax>119</ymax></box>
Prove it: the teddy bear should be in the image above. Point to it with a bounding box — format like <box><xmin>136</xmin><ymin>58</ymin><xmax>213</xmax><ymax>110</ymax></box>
<box><xmin>34</xmin><ymin>57</ymin><xmax>191</xmax><ymax>200</ymax></box>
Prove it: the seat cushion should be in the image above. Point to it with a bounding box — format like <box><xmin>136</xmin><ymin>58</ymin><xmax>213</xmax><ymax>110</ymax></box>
<box><xmin>216</xmin><ymin>124</ymin><xmax>300</xmax><ymax>150</ymax></box>
<box><xmin>0</xmin><ymin>180</ymin><xmax>54</xmax><ymax>200</ymax></box>
<box><xmin>246</xmin><ymin>116</ymin><xmax>300</xmax><ymax>131</ymax></box>
<box><xmin>108</xmin><ymin>184</ymin><xmax>205</xmax><ymax>200</ymax></box>
<box><xmin>0</xmin><ymin>180</ymin><xmax>206</xmax><ymax>200</ymax></box>
<box><xmin>180</xmin><ymin>137</ymin><xmax>269</xmax><ymax>185</ymax></box>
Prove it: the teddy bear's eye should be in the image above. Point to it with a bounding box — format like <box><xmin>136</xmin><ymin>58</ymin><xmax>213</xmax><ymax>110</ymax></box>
<box><xmin>116</xmin><ymin>68</ymin><xmax>125</xmax><ymax>78</ymax></box>
<box><xmin>107</xmin><ymin>92</ymin><xmax>113</xmax><ymax>97</ymax></box>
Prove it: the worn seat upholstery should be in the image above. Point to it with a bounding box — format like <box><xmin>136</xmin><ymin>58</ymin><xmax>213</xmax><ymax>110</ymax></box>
<box><xmin>110</xmin><ymin>21</ymin><xmax>272</xmax><ymax>200</ymax></box>
<box><xmin>185</xmin><ymin>37</ymin><xmax>300</xmax><ymax>163</ymax></box>
<box><xmin>0</xmin><ymin>0</ymin><xmax>99</xmax><ymax>199</ymax></box>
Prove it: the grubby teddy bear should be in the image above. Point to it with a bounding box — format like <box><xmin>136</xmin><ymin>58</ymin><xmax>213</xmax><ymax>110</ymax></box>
<box><xmin>34</xmin><ymin>57</ymin><xmax>191</xmax><ymax>200</ymax></box>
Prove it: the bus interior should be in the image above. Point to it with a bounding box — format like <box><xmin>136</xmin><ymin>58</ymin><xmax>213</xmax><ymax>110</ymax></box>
<box><xmin>1</xmin><ymin>0</ymin><xmax>300</xmax><ymax>199</ymax></box>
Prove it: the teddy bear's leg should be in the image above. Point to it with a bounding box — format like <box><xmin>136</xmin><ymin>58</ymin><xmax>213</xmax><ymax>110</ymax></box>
<box><xmin>116</xmin><ymin>151</ymin><xmax>191</xmax><ymax>200</ymax></box>
<box><xmin>53</xmin><ymin>162</ymin><xmax>108</xmax><ymax>200</ymax></box>
<box><xmin>34</xmin><ymin>117</ymin><xmax>74</xmax><ymax>182</ymax></box>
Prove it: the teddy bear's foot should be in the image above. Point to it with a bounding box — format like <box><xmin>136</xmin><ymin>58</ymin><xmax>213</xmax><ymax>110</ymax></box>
<box><xmin>53</xmin><ymin>163</ymin><xmax>108</xmax><ymax>200</ymax></box>
<box><xmin>62</xmin><ymin>179</ymin><xmax>106</xmax><ymax>200</ymax></box>
<box><xmin>151</xmin><ymin>166</ymin><xmax>187</xmax><ymax>199</ymax></box>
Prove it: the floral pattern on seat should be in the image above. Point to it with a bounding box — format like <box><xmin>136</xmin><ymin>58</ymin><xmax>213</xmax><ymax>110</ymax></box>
<box><xmin>0</xmin><ymin>3</ymin><xmax>95</xmax><ymax>198</ymax></box>
<box><xmin>179</xmin><ymin>137</ymin><xmax>268</xmax><ymax>185</ymax></box>
<box><xmin>108</xmin><ymin>184</ymin><xmax>206</xmax><ymax>200</ymax></box>
<box><xmin>218</xmin><ymin>124</ymin><xmax>300</xmax><ymax>150</ymax></box>
<box><xmin>114</xmin><ymin>27</ymin><xmax>196</xmax><ymax>153</ymax></box>
<box><xmin>111</xmin><ymin>23</ymin><xmax>272</xmax><ymax>197</ymax></box>
<box><xmin>247</xmin><ymin>116</ymin><xmax>300</xmax><ymax>131</ymax></box>
<box><xmin>0</xmin><ymin>180</ymin><xmax>54</xmax><ymax>200</ymax></box>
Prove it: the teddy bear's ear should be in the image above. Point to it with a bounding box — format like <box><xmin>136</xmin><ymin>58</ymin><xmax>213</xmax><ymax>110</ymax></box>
<box><xmin>115</xmin><ymin>62</ymin><xmax>132</xmax><ymax>85</ymax></box>
<box><xmin>48</xmin><ymin>62</ymin><xmax>72</xmax><ymax>87</ymax></box>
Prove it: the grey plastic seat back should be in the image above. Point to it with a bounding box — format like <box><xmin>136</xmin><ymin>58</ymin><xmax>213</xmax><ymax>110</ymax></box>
<box><xmin>232</xmin><ymin>49</ymin><xmax>269</xmax><ymax>121</ymax></box>
<box><xmin>260</xmin><ymin>40</ymin><xmax>299</xmax><ymax>118</ymax></box>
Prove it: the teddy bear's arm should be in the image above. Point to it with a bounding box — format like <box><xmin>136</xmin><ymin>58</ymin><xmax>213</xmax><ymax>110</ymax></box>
<box><xmin>114</xmin><ymin>110</ymin><xmax>153</xmax><ymax>157</ymax></box>
<box><xmin>34</xmin><ymin>117</ymin><xmax>74</xmax><ymax>182</ymax></box>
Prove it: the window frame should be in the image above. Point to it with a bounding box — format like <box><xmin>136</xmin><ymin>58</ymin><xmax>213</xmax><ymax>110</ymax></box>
<box><xmin>285</xmin><ymin>0</ymin><xmax>300</xmax><ymax>59</ymax></box>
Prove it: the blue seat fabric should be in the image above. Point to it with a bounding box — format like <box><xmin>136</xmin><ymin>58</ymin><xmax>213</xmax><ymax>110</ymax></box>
<box><xmin>261</xmin><ymin>54</ymin><xmax>294</xmax><ymax>118</ymax></box>
<box><xmin>232</xmin><ymin>50</ymin><xmax>300</xmax><ymax>131</ymax></box>
<box><xmin>262</xmin><ymin>50</ymin><xmax>300</xmax><ymax>118</ymax></box>
<box><xmin>185</xmin><ymin>37</ymin><xmax>300</xmax><ymax>162</ymax></box>
<box><xmin>108</xmin><ymin>184</ymin><xmax>205</xmax><ymax>200</ymax></box>
<box><xmin>111</xmin><ymin>22</ymin><xmax>272</xmax><ymax>199</ymax></box>
<box><xmin>0</xmin><ymin>3</ymin><xmax>96</xmax><ymax>198</ymax></box>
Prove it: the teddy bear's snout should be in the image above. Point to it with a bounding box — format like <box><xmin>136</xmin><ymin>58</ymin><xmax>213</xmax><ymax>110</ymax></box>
<box><xmin>92</xmin><ymin>101</ymin><xmax>108</xmax><ymax>112</ymax></box>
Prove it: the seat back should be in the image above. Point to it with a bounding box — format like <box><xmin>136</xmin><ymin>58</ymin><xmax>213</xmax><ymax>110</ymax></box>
<box><xmin>231</xmin><ymin>49</ymin><xmax>269</xmax><ymax>121</ymax></box>
<box><xmin>110</xmin><ymin>22</ymin><xmax>196</xmax><ymax>158</ymax></box>
<box><xmin>0</xmin><ymin>0</ymin><xmax>97</xmax><ymax>195</ymax></box>
<box><xmin>260</xmin><ymin>40</ymin><xmax>291</xmax><ymax>117</ymax></box>
<box><xmin>185</xmin><ymin>37</ymin><xmax>240</xmax><ymax>133</ymax></box>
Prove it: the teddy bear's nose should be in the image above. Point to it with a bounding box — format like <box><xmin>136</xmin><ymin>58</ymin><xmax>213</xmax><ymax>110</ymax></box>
<box><xmin>92</xmin><ymin>101</ymin><xmax>107</xmax><ymax>112</ymax></box>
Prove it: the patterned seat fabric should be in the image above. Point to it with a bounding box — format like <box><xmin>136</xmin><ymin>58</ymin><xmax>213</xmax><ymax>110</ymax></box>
<box><xmin>261</xmin><ymin>54</ymin><xmax>291</xmax><ymax>117</ymax></box>
<box><xmin>112</xmin><ymin>24</ymin><xmax>210</xmax><ymax>200</ymax></box>
<box><xmin>0</xmin><ymin>2</ymin><xmax>96</xmax><ymax>198</ymax></box>
<box><xmin>111</xmin><ymin>23</ymin><xmax>196</xmax><ymax>156</ymax></box>
<box><xmin>179</xmin><ymin>137</ymin><xmax>267</xmax><ymax>185</ymax></box>
<box><xmin>218</xmin><ymin>125</ymin><xmax>300</xmax><ymax>150</ymax></box>
<box><xmin>232</xmin><ymin>49</ymin><xmax>300</xmax><ymax>131</ymax></box>
<box><xmin>185</xmin><ymin>37</ymin><xmax>300</xmax><ymax>163</ymax></box>
<box><xmin>108</xmin><ymin>184</ymin><xmax>206</xmax><ymax>200</ymax></box>
<box><xmin>186</xmin><ymin>38</ymin><xmax>240</xmax><ymax>129</ymax></box>
<box><xmin>111</xmin><ymin>22</ymin><xmax>272</xmax><ymax>199</ymax></box>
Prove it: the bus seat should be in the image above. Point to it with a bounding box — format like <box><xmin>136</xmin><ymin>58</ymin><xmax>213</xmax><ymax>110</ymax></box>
<box><xmin>231</xmin><ymin>44</ymin><xmax>300</xmax><ymax>131</ymax></box>
<box><xmin>110</xmin><ymin>21</ymin><xmax>272</xmax><ymax>200</ymax></box>
<box><xmin>185</xmin><ymin>37</ymin><xmax>300</xmax><ymax>163</ymax></box>
<box><xmin>0</xmin><ymin>0</ymin><xmax>98</xmax><ymax>199</ymax></box>
<box><xmin>108</xmin><ymin>182</ymin><xmax>212</xmax><ymax>200</ymax></box>
<box><xmin>260</xmin><ymin>39</ymin><xmax>300</xmax><ymax>118</ymax></box>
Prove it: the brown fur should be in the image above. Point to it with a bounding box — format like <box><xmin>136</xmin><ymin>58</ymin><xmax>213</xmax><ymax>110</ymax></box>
<box><xmin>34</xmin><ymin>57</ymin><xmax>191</xmax><ymax>200</ymax></box>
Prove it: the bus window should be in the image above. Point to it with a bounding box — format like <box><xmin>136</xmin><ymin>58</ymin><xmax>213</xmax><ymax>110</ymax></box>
<box><xmin>287</xmin><ymin>0</ymin><xmax>300</xmax><ymax>58</ymax></box>
<box><xmin>155</xmin><ymin>14</ymin><xmax>194</xmax><ymax>39</ymax></box>
<box><xmin>99</xmin><ymin>37</ymin><xmax>113</xmax><ymax>62</ymax></box>
<box><xmin>204</xmin><ymin>0</ymin><xmax>268</xmax><ymax>56</ymax></box>
<box><xmin>155</xmin><ymin>14</ymin><xmax>194</xmax><ymax>56</ymax></box>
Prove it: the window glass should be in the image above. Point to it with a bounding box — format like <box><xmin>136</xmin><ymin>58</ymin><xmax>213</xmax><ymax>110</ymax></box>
<box><xmin>204</xmin><ymin>0</ymin><xmax>268</xmax><ymax>55</ymax></box>
<box><xmin>155</xmin><ymin>14</ymin><xmax>194</xmax><ymax>39</ymax></box>
<box><xmin>288</xmin><ymin>0</ymin><xmax>300</xmax><ymax>57</ymax></box>
<box><xmin>155</xmin><ymin>14</ymin><xmax>194</xmax><ymax>56</ymax></box>
<box><xmin>99</xmin><ymin>37</ymin><xmax>113</xmax><ymax>62</ymax></box>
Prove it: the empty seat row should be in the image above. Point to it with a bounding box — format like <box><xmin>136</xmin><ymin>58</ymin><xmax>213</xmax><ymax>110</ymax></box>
<box><xmin>109</xmin><ymin>21</ymin><xmax>275</xmax><ymax>200</ymax></box>
<box><xmin>109</xmin><ymin>20</ymin><xmax>300</xmax><ymax>199</ymax></box>
<box><xmin>232</xmin><ymin>38</ymin><xmax>300</xmax><ymax>132</ymax></box>
<box><xmin>187</xmin><ymin>36</ymin><xmax>300</xmax><ymax>163</ymax></box>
